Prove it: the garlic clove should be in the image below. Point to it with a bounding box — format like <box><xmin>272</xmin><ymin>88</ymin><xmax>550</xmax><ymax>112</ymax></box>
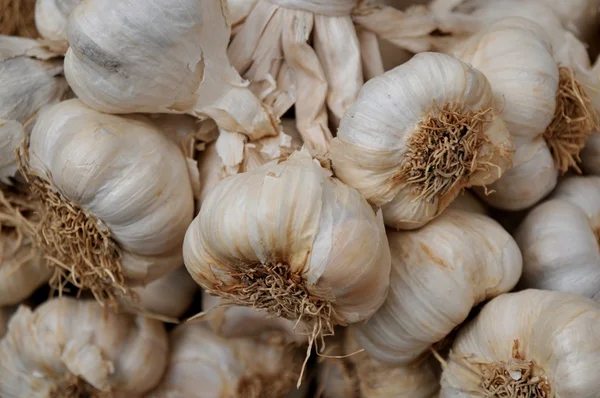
<box><xmin>34</xmin><ymin>0</ymin><xmax>82</xmax><ymax>44</ymax></box>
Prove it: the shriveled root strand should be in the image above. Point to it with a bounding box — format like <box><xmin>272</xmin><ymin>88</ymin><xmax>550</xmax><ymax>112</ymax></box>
<box><xmin>544</xmin><ymin>66</ymin><xmax>600</xmax><ymax>174</ymax></box>
<box><xmin>452</xmin><ymin>340</ymin><xmax>550</xmax><ymax>398</ymax></box>
<box><xmin>0</xmin><ymin>0</ymin><xmax>38</xmax><ymax>37</ymax></box>
<box><xmin>50</xmin><ymin>374</ymin><xmax>111</xmax><ymax>398</ymax></box>
<box><xmin>17</xmin><ymin>145</ymin><xmax>128</xmax><ymax>307</ymax></box>
<box><xmin>0</xmin><ymin>184</ymin><xmax>40</xmax><ymax>261</ymax></box>
<box><xmin>393</xmin><ymin>104</ymin><xmax>494</xmax><ymax>203</ymax></box>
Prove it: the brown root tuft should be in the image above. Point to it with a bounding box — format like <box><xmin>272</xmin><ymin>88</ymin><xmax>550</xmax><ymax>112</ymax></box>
<box><xmin>453</xmin><ymin>340</ymin><xmax>550</xmax><ymax>398</ymax></box>
<box><xmin>17</xmin><ymin>142</ymin><xmax>129</xmax><ymax>307</ymax></box>
<box><xmin>544</xmin><ymin>66</ymin><xmax>600</xmax><ymax>174</ymax></box>
<box><xmin>392</xmin><ymin>104</ymin><xmax>495</xmax><ymax>203</ymax></box>
<box><xmin>0</xmin><ymin>0</ymin><xmax>38</xmax><ymax>38</ymax></box>
<box><xmin>50</xmin><ymin>374</ymin><xmax>110</xmax><ymax>398</ymax></box>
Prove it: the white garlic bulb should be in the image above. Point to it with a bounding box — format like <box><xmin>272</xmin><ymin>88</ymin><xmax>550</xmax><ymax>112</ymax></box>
<box><xmin>64</xmin><ymin>0</ymin><xmax>278</xmax><ymax>143</ymax></box>
<box><xmin>148</xmin><ymin>322</ymin><xmax>302</xmax><ymax>397</ymax></box>
<box><xmin>454</xmin><ymin>18</ymin><xmax>599</xmax><ymax>210</ymax></box>
<box><xmin>202</xmin><ymin>290</ymin><xmax>307</xmax><ymax>345</ymax></box>
<box><xmin>184</xmin><ymin>148</ymin><xmax>391</xmax><ymax>344</ymax></box>
<box><xmin>516</xmin><ymin>175</ymin><xmax>600</xmax><ymax>300</ymax></box>
<box><xmin>352</xmin><ymin>209</ymin><xmax>522</xmax><ymax>365</ymax></box>
<box><xmin>34</xmin><ymin>0</ymin><xmax>81</xmax><ymax>43</ymax></box>
<box><xmin>581</xmin><ymin>134</ymin><xmax>600</xmax><ymax>174</ymax></box>
<box><xmin>330</xmin><ymin>52</ymin><xmax>512</xmax><ymax>230</ymax></box>
<box><xmin>0</xmin><ymin>297</ymin><xmax>168</xmax><ymax>397</ymax></box>
<box><xmin>440</xmin><ymin>289</ymin><xmax>600</xmax><ymax>397</ymax></box>
<box><xmin>20</xmin><ymin>99</ymin><xmax>194</xmax><ymax>303</ymax></box>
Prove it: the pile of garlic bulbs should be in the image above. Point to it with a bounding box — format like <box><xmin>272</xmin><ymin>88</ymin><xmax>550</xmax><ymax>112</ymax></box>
<box><xmin>1</xmin><ymin>0</ymin><xmax>600</xmax><ymax>396</ymax></box>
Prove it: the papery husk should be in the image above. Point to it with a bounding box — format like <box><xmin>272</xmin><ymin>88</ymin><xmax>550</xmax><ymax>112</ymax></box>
<box><xmin>34</xmin><ymin>0</ymin><xmax>82</xmax><ymax>43</ymax></box>
<box><xmin>0</xmin><ymin>0</ymin><xmax>38</xmax><ymax>37</ymax></box>
<box><xmin>0</xmin><ymin>297</ymin><xmax>168</xmax><ymax>397</ymax></box>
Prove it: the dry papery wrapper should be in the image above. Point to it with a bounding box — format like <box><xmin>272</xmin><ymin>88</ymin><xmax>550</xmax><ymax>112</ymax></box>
<box><xmin>439</xmin><ymin>289</ymin><xmax>600</xmax><ymax>397</ymax></box>
<box><xmin>330</xmin><ymin>51</ymin><xmax>512</xmax><ymax>230</ymax></box>
<box><xmin>316</xmin><ymin>329</ymin><xmax>440</xmax><ymax>398</ymax></box>
<box><xmin>515</xmin><ymin>176</ymin><xmax>600</xmax><ymax>301</ymax></box>
<box><xmin>0</xmin><ymin>297</ymin><xmax>168</xmax><ymax>397</ymax></box>
<box><xmin>35</xmin><ymin>0</ymin><xmax>82</xmax><ymax>46</ymax></box>
<box><xmin>351</xmin><ymin>208</ymin><xmax>522</xmax><ymax>365</ymax></box>
<box><xmin>18</xmin><ymin>99</ymin><xmax>194</xmax><ymax>304</ymax></box>
<box><xmin>183</xmin><ymin>148</ymin><xmax>391</xmax><ymax>380</ymax></box>
<box><xmin>147</xmin><ymin>322</ymin><xmax>303</xmax><ymax>398</ymax></box>
<box><xmin>64</xmin><ymin>0</ymin><xmax>279</xmax><ymax>172</ymax></box>
<box><xmin>450</xmin><ymin>18</ymin><xmax>600</xmax><ymax>210</ymax></box>
<box><xmin>202</xmin><ymin>290</ymin><xmax>308</xmax><ymax>345</ymax></box>
<box><xmin>0</xmin><ymin>0</ymin><xmax>38</xmax><ymax>37</ymax></box>
<box><xmin>227</xmin><ymin>0</ymin><xmax>438</xmax><ymax>155</ymax></box>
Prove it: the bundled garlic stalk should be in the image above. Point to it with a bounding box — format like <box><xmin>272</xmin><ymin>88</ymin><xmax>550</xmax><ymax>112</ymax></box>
<box><xmin>227</xmin><ymin>0</ymin><xmax>437</xmax><ymax>155</ymax></box>
<box><xmin>452</xmin><ymin>18</ymin><xmax>599</xmax><ymax>210</ymax></box>
<box><xmin>19</xmin><ymin>99</ymin><xmax>194</xmax><ymax>303</ymax></box>
<box><xmin>516</xmin><ymin>176</ymin><xmax>600</xmax><ymax>300</ymax></box>
<box><xmin>184</xmin><ymin>148</ymin><xmax>391</xmax><ymax>350</ymax></box>
<box><xmin>64</xmin><ymin>0</ymin><xmax>279</xmax><ymax>174</ymax></box>
<box><xmin>35</xmin><ymin>0</ymin><xmax>82</xmax><ymax>45</ymax></box>
<box><xmin>0</xmin><ymin>297</ymin><xmax>168</xmax><ymax>397</ymax></box>
<box><xmin>148</xmin><ymin>322</ymin><xmax>302</xmax><ymax>397</ymax></box>
<box><xmin>330</xmin><ymin>52</ymin><xmax>512</xmax><ymax>229</ymax></box>
<box><xmin>352</xmin><ymin>209</ymin><xmax>522</xmax><ymax>364</ymax></box>
<box><xmin>440</xmin><ymin>289</ymin><xmax>600</xmax><ymax>397</ymax></box>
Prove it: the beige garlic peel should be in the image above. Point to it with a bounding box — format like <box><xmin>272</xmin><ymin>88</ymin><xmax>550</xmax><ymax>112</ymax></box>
<box><xmin>352</xmin><ymin>209</ymin><xmax>522</xmax><ymax>365</ymax></box>
<box><xmin>34</xmin><ymin>0</ymin><xmax>81</xmax><ymax>43</ymax></box>
<box><xmin>64</xmin><ymin>0</ymin><xmax>277</xmax><ymax>143</ymax></box>
<box><xmin>184</xmin><ymin>149</ymin><xmax>391</xmax><ymax>344</ymax></box>
<box><xmin>441</xmin><ymin>289</ymin><xmax>600</xmax><ymax>397</ymax></box>
<box><xmin>0</xmin><ymin>297</ymin><xmax>168</xmax><ymax>397</ymax></box>
<box><xmin>330</xmin><ymin>52</ymin><xmax>512</xmax><ymax>230</ymax></box>
<box><xmin>21</xmin><ymin>99</ymin><xmax>194</xmax><ymax>303</ymax></box>
<box><xmin>148</xmin><ymin>322</ymin><xmax>302</xmax><ymax>398</ymax></box>
<box><xmin>516</xmin><ymin>176</ymin><xmax>600</xmax><ymax>300</ymax></box>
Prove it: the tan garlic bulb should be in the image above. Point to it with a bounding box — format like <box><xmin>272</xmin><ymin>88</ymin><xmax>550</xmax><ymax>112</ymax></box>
<box><xmin>352</xmin><ymin>209</ymin><xmax>522</xmax><ymax>364</ymax></box>
<box><xmin>64</xmin><ymin>0</ymin><xmax>277</xmax><ymax>145</ymax></box>
<box><xmin>330</xmin><ymin>52</ymin><xmax>512</xmax><ymax>230</ymax></box>
<box><xmin>184</xmin><ymin>148</ymin><xmax>391</xmax><ymax>345</ymax></box>
<box><xmin>227</xmin><ymin>0</ymin><xmax>437</xmax><ymax>155</ymax></box>
<box><xmin>516</xmin><ymin>176</ymin><xmax>600</xmax><ymax>300</ymax></box>
<box><xmin>20</xmin><ymin>99</ymin><xmax>194</xmax><ymax>303</ymax></box>
<box><xmin>453</xmin><ymin>18</ymin><xmax>599</xmax><ymax>210</ymax></box>
<box><xmin>0</xmin><ymin>297</ymin><xmax>168</xmax><ymax>397</ymax></box>
<box><xmin>148</xmin><ymin>322</ymin><xmax>302</xmax><ymax>397</ymax></box>
<box><xmin>34</xmin><ymin>0</ymin><xmax>81</xmax><ymax>44</ymax></box>
<box><xmin>440</xmin><ymin>289</ymin><xmax>600</xmax><ymax>397</ymax></box>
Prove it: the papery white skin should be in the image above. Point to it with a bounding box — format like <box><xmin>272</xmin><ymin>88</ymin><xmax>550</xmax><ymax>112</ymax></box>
<box><xmin>148</xmin><ymin>322</ymin><xmax>300</xmax><ymax>398</ymax></box>
<box><xmin>202</xmin><ymin>291</ymin><xmax>308</xmax><ymax>344</ymax></box>
<box><xmin>184</xmin><ymin>149</ymin><xmax>391</xmax><ymax>326</ymax></box>
<box><xmin>0</xmin><ymin>297</ymin><xmax>168</xmax><ymax>397</ymax></box>
<box><xmin>581</xmin><ymin>134</ymin><xmax>600</xmax><ymax>175</ymax></box>
<box><xmin>352</xmin><ymin>209</ymin><xmax>522</xmax><ymax>364</ymax></box>
<box><xmin>440</xmin><ymin>289</ymin><xmax>600</xmax><ymax>397</ymax></box>
<box><xmin>64</xmin><ymin>0</ymin><xmax>277</xmax><ymax>142</ymax></box>
<box><xmin>29</xmin><ymin>99</ymin><xmax>194</xmax><ymax>283</ymax></box>
<box><xmin>330</xmin><ymin>52</ymin><xmax>512</xmax><ymax>230</ymax></box>
<box><xmin>35</xmin><ymin>0</ymin><xmax>82</xmax><ymax>42</ymax></box>
<box><xmin>516</xmin><ymin>176</ymin><xmax>600</xmax><ymax>300</ymax></box>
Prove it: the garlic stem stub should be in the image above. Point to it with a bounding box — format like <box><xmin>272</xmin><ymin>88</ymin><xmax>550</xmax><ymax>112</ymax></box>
<box><xmin>440</xmin><ymin>289</ymin><xmax>600</xmax><ymax>397</ymax></box>
<box><xmin>19</xmin><ymin>99</ymin><xmax>194</xmax><ymax>304</ymax></box>
<box><xmin>0</xmin><ymin>297</ymin><xmax>168</xmax><ymax>397</ymax></box>
<box><xmin>184</xmin><ymin>148</ymin><xmax>391</xmax><ymax>350</ymax></box>
<box><xmin>352</xmin><ymin>209</ymin><xmax>522</xmax><ymax>365</ymax></box>
<box><xmin>516</xmin><ymin>176</ymin><xmax>600</xmax><ymax>301</ymax></box>
<box><xmin>330</xmin><ymin>52</ymin><xmax>512</xmax><ymax>230</ymax></box>
<box><xmin>64</xmin><ymin>0</ymin><xmax>278</xmax><ymax>142</ymax></box>
<box><xmin>148</xmin><ymin>322</ymin><xmax>302</xmax><ymax>398</ymax></box>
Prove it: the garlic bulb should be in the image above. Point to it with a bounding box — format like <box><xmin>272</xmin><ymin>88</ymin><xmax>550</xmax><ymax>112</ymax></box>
<box><xmin>515</xmin><ymin>175</ymin><xmax>600</xmax><ymax>300</ymax></box>
<box><xmin>352</xmin><ymin>209</ymin><xmax>522</xmax><ymax>364</ymax></box>
<box><xmin>330</xmin><ymin>52</ymin><xmax>512</xmax><ymax>230</ymax></box>
<box><xmin>0</xmin><ymin>297</ymin><xmax>168</xmax><ymax>397</ymax></box>
<box><xmin>35</xmin><ymin>0</ymin><xmax>81</xmax><ymax>43</ymax></box>
<box><xmin>0</xmin><ymin>0</ymin><xmax>37</xmax><ymax>37</ymax></box>
<box><xmin>121</xmin><ymin>267</ymin><xmax>197</xmax><ymax>321</ymax></box>
<box><xmin>202</xmin><ymin>290</ymin><xmax>308</xmax><ymax>345</ymax></box>
<box><xmin>148</xmin><ymin>322</ymin><xmax>302</xmax><ymax>397</ymax></box>
<box><xmin>20</xmin><ymin>99</ymin><xmax>194</xmax><ymax>303</ymax></box>
<box><xmin>440</xmin><ymin>289</ymin><xmax>600</xmax><ymax>397</ymax></box>
<box><xmin>184</xmin><ymin>148</ymin><xmax>391</xmax><ymax>345</ymax></box>
<box><xmin>64</xmin><ymin>0</ymin><xmax>278</xmax><ymax>146</ymax></box>
<box><xmin>581</xmin><ymin>133</ymin><xmax>600</xmax><ymax>174</ymax></box>
<box><xmin>453</xmin><ymin>18</ymin><xmax>599</xmax><ymax>210</ymax></box>
<box><xmin>227</xmin><ymin>0</ymin><xmax>437</xmax><ymax>155</ymax></box>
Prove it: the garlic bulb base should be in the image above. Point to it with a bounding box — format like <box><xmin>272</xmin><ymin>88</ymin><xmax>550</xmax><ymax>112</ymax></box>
<box><xmin>50</xmin><ymin>374</ymin><xmax>103</xmax><ymax>398</ymax></box>
<box><xmin>543</xmin><ymin>67</ymin><xmax>600</xmax><ymax>174</ymax></box>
